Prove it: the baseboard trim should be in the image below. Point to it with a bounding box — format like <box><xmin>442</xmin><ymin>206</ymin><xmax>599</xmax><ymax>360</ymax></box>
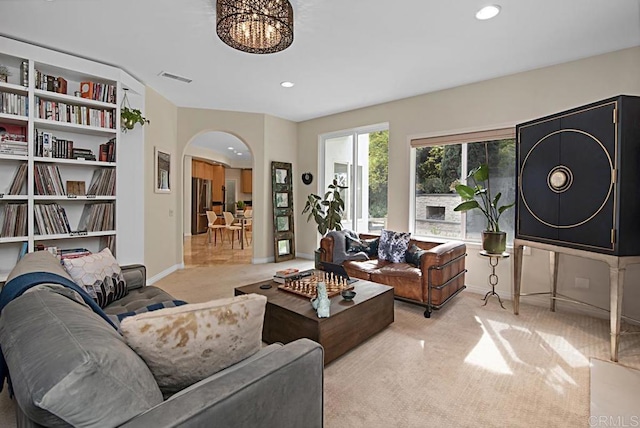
<box><xmin>295</xmin><ymin>252</ymin><xmax>314</xmax><ymax>260</ymax></box>
<box><xmin>252</xmin><ymin>257</ymin><xmax>274</xmax><ymax>264</ymax></box>
<box><xmin>147</xmin><ymin>263</ymin><xmax>182</xmax><ymax>285</ymax></box>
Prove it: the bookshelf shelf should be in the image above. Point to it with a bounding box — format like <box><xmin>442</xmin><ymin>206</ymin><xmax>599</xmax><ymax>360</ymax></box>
<box><xmin>34</xmin><ymin>89</ymin><xmax>116</xmax><ymax>109</ymax></box>
<box><xmin>34</xmin><ymin>157</ymin><xmax>115</xmax><ymax>167</ymax></box>
<box><xmin>0</xmin><ymin>81</ymin><xmax>28</xmax><ymax>96</ymax></box>
<box><xmin>0</xmin><ymin>112</ymin><xmax>28</xmax><ymax>125</ymax></box>
<box><xmin>0</xmin><ymin>154</ymin><xmax>27</xmax><ymax>161</ymax></box>
<box><xmin>33</xmin><ymin>118</ymin><xmax>117</xmax><ymax>137</ymax></box>
<box><xmin>34</xmin><ymin>195</ymin><xmax>116</xmax><ymax>201</ymax></box>
<box><xmin>0</xmin><ymin>196</ymin><xmax>28</xmax><ymax>201</ymax></box>
<box><xmin>0</xmin><ymin>236</ymin><xmax>28</xmax><ymax>244</ymax></box>
<box><xmin>34</xmin><ymin>230</ymin><xmax>116</xmax><ymax>241</ymax></box>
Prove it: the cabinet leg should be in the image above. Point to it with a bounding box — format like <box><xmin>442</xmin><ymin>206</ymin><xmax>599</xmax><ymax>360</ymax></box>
<box><xmin>550</xmin><ymin>251</ymin><xmax>559</xmax><ymax>312</ymax></box>
<box><xmin>609</xmin><ymin>266</ymin><xmax>625</xmax><ymax>362</ymax></box>
<box><xmin>513</xmin><ymin>244</ymin><xmax>523</xmax><ymax>315</ymax></box>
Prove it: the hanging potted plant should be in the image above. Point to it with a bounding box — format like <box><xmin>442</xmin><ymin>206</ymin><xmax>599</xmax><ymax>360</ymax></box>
<box><xmin>120</xmin><ymin>89</ymin><xmax>149</xmax><ymax>132</ymax></box>
<box><xmin>453</xmin><ymin>163</ymin><xmax>515</xmax><ymax>253</ymax></box>
<box><xmin>302</xmin><ymin>179</ymin><xmax>347</xmax><ymax>267</ymax></box>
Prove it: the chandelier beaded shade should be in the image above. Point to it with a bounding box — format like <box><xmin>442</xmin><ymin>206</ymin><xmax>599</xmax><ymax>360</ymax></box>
<box><xmin>216</xmin><ymin>0</ymin><xmax>294</xmax><ymax>54</ymax></box>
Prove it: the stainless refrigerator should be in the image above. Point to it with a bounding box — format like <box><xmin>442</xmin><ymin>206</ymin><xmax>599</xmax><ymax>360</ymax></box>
<box><xmin>191</xmin><ymin>178</ymin><xmax>212</xmax><ymax>235</ymax></box>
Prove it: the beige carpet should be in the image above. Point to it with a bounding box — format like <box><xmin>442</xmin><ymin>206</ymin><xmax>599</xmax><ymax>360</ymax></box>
<box><xmin>1</xmin><ymin>259</ymin><xmax>639</xmax><ymax>427</ymax></box>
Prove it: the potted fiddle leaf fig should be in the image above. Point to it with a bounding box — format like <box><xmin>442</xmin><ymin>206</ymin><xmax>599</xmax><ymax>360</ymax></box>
<box><xmin>302</xmin><ymin>179</ymin><xmax>347</xmax><ymax>268</ymax></box>
<box><xmin>302</xmin><ymin>179</ymin><xmax>347</xmax><ymax>235</ymax></box>
<box><xmin>120</xmin><ymin>106</ymin><xmax>149</xmax><ymax>132</ymax></box>
<box><xmin>453</xmin><ymin>164</ymin><xmax>515</xmax><ymax>253</ymax></box>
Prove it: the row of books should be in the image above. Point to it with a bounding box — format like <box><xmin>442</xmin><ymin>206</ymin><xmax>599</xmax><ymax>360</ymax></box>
<box><xmin>0</xmin><ymin>92</ymin><xmax>28</xmax><ymax>116</ymax></box>
<box><xmin>8</xmin><ymin>163</ymin><xmax>27</xmax><ymax>195</ymax></box>
<box><xmin>273</xmin><ymin>268</ymin><xmax>302</xmax><ymax>284</ymax></box>
<box><xmin>34</xmin><ymin>70</ymin><xmax>68</xmax><ymax>94</ymax></box>
<box><xmin>1</xmin><ymin>203</ymin><xmax>27</xmax><ymax>237</ymax></box>
<box><xmin>99</xmin><ymin>138</ymin><xmax>116</xmax><ymax>163</ymax></box>
<box><xmin>87</xmin><ymin>168</ymin><xmax>116</xmax><ymax>196</ymax></box>
<box><xmin>0</xmin><ymin>139</ymin><xmax>28</xmax><ymax>156</ymax></box>
<box><xmin>34</xmin><ymin>130</ymin><xmax>74</xmax><ymax>159</ymax></box>
<box><xmin>34</xmin><ymin>203</ymin><xmax>71</xmax><ymax>235</ymax></box>
<box><xmin>34</xmin><ymin>164</ymin><xmax>65</xmax><ymax>195</ymax></box>
<box><xmin>80</xmin><ymin>82</ymin><xmax>117</xmax><ymax>104</ymax></box>
<box><xmin>35</xmin><ymin>97</ymin><xmax>116</xmax><ymax>129</ymax></box>
<box><xmin>78</xmin><ymin>202</ymin><xmax>114</xmax><ymax>232</ymax></box>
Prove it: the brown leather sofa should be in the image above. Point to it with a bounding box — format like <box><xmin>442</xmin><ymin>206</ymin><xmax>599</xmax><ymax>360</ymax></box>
<box><xmin>320</xmin><ymin>233</ymin><xmax>467</xmax><ymax>317</ymax></box>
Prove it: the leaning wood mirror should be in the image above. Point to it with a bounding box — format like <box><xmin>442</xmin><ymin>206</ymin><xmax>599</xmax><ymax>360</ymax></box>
<box><xmin>272</xmin><ymin>161</ymin><xmax>295</xmax><ymax>262</ymax></box>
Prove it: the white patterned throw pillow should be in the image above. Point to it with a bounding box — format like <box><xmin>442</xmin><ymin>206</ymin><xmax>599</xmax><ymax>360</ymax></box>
<box><xmin>378</xmin><ymin>229</ymin><xmax>412</xmax><ymax>263</ymax></box>
<box><xmin>62</xmin><ymin>248</ymin><xmax>127</xmax><ymax>308</ymax></box>
<box><xmin>120</xmin><ymin>294</ymin><xmax>267</xmax><ymax>395</ymax></box>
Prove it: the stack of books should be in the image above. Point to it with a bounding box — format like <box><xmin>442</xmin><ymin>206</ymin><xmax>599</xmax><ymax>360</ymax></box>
<box><xmin>273</xmin><ymin>268</ymin><xmax>300</xmax><ymax>284</ymax></box>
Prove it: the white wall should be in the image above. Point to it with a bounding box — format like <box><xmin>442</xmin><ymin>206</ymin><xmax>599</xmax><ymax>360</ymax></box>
<box><xmin>296</xmin><ymin>46</ymin><xmax>640</xmax><ymax>319</ymax></box>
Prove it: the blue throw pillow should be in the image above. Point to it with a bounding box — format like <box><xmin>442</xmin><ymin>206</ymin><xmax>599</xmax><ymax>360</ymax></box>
<box><xmin>378</xmin><ymin>230</ymin><xmax>411</xmax><ymax>263</ymax></box>
<box><xmin>405</xmin><ymin>244</ymin><xmax>427</xmax><ymax>267</ymax></box>
<box><xmin>345</xmin><ymin>235</ymin><xmax>379</xmax><ymax>257</ymax></box>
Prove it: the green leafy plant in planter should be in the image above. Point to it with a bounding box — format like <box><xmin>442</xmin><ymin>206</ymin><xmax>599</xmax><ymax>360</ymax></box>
<box><xmin>302</xmin><ymin>179</ymin><xmax>347</xmax><ymax>268</ymax></box>
<box><xmin>121</xmin><ymin>106</ymin><xmax>150</xmax><ymax>132</ymax></box>
<box><xmin>236</xmin><ymin>200</ymin><xmax>246</xmax><ymax>211</ymax></box>
<box><xmin>302</xmin><ymin>179</ymin><xmax>347</xmax><ymax>235</ymax></box>
<box><xmin>453</xmin><ymin>164</ymin><xmax>515</xmax><ymax>253</ymax></box>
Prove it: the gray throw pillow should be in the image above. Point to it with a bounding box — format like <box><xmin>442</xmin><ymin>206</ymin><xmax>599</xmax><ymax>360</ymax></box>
<box><xmin>405</xmin><ymin>244</ymin><xmax>427</xmax><ymax>267</ymax></box>
<box><xmin>378</xmin><ymin>229</ymin><xmax>411</xmax><ymax>263</ymax></box>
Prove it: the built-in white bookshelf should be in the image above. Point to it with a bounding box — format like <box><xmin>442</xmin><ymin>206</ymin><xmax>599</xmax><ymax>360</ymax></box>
<box><xmin>0</xmin><ymin>37</ymin><xmax>146</xmax><ymax>280</ymax></box>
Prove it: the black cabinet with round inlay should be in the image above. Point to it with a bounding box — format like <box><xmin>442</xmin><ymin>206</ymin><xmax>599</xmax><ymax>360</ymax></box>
<box><xmin>516</xmin><ymin>95</ymin><xmax>640</xmax><ymax>255</ymax></box>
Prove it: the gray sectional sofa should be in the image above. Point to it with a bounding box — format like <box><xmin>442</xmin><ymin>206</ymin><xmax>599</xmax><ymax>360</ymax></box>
<box><xmin>0</xmin><ymin>252</ymin><xmax>323</xmax><ymax>427</ymax></box>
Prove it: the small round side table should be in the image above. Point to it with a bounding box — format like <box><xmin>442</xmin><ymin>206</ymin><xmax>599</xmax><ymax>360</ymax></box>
<box><xmin>479</xmin><ymin>250</ymin><xmax>509</xmax><ymax>309</ymax></box>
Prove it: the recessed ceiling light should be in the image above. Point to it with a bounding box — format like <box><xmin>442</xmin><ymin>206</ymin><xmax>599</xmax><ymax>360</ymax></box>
<box><xmin>237</xmin><ymin>153</ymin><xmax>243</xmax><ymax>156</ymax></box>
<box><xmin>280</xmin><ymin>81</ymin><xmax>295</xmax><ymax>88</ymax></box>
<box><xmin>228</xmin><ymin>147</ymin><xmax>234</xmax><ymax>150</ymax></box>
<box><xmin>476</xmin><ymin>5</ymin><xmax>501</xmax><ymax>20</ymax></box>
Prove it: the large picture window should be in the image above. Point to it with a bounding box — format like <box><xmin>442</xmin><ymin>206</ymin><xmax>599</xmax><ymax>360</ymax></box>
<box><xmin>321</xmin><ymin>124</ymin><xmax>388</xmax><ymax>233</ymax></box>
<box><xmin>411</xmin><ymin>128</ymin><xmax>516</xmax><ymax>243</ymax></box>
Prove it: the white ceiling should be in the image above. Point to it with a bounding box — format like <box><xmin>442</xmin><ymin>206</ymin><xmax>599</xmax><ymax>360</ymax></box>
<box><xmin>0</xmin><ymin>0</ymin><xmax>639</xmax><ymax>125</ymax></box>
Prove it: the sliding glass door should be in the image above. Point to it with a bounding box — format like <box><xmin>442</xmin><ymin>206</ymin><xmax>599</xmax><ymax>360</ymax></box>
<box><xmin>322</xmin><ymin>124</ymin><xmax>388</xmax><ymax>233</ymax></box>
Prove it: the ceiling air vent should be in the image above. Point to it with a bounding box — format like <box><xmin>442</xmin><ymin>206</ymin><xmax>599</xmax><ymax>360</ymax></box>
<box><xmin>158</xmin><ymin>71</ymin><xmax>192</xmax><ymax>84</ymax></box>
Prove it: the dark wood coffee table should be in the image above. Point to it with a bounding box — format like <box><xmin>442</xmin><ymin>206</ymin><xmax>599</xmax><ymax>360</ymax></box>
<box><xmin>235</xmin><ymin>278</ymin><xmax>394</xmax><ymax>364</ymax></box>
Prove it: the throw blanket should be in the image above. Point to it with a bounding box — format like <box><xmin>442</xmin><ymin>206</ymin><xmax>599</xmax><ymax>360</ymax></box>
<box><xmin>327</xmin><ymin>229</ymin><xmax>369</xmax><ymax>264</ymax></box>
<box><xmin>0</xmin><ymin>271</ymin><xmax>118</xmax><ymax>393</ymax></box>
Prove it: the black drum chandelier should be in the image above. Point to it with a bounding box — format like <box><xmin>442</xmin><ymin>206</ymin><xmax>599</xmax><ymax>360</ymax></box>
<box><xmin>216</xmin><ymin>0</ymin><xmax>294</xmax><ymax>54</ymax></box>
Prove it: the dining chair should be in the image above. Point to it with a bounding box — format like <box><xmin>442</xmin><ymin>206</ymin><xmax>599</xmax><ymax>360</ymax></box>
<box><xmin>243</xmin><ymin>209</ymin><xmax>253</xmax><ymax>246</ymax></box>
<box><xmin>223</xmin><ymin>211</ymin><xmax>243</xmax><ymax>248</ymax></box>
<box><xmin>206</xmin><ymin>211</ymin><xmax>225</xmax><ymax>245</ymax></box>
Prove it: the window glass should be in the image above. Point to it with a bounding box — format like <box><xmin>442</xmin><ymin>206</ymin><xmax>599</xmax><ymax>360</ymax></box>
<box><xmin>413</xmin><ymin>138</ymin><xmax>515</xmax><ymax>242</ymax></box>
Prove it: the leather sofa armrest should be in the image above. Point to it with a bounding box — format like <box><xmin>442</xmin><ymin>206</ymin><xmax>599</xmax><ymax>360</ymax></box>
<box><xmin>121</xmin><ymin>264</ymin><xmax>146</xmax><ymax>291</ymax></box>
<box><xmin>420</xmin><ymin>240</ymin><xmax>466</xmax><ymax>271</ymax></box>
<box><xmin>319</xmin><ymin>236</ymin><xmax>334</xmax><ymax>263</ymax></box>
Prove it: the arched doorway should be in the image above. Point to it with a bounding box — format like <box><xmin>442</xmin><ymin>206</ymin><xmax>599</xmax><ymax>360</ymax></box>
<box><xmin>182</xmin><ymin>131</ymin><xmax>253</xmax><ymax>266</ymax></box>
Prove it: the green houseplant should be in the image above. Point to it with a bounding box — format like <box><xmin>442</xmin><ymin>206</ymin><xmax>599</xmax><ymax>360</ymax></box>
<box><xmin>302</xmin><ymin>179</ymin><xmax>347</xmax><ymax>235</ymax></box>
<box><xmin>121</xmin><ymin>106</ymin><xmax>149</xmax><ymax>132</ymax></box>
<box><xmin>236</xmin><ymin>200</ymin><xmax>246</xmax><ymax>211</ymax></box>
<box><xmin>453</xmin><ymin>164</ymin><xmax>514</xmax><ymax>253</ymax></box>
<box><xmin>302</xmin><ymin>179</ymin><xmax>347</xmax><ymax>268</ymax></box>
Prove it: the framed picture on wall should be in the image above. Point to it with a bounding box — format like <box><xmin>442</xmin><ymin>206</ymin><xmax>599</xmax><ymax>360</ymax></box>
<box><xmin>155</xmin><ymin>148</ymin><xmax>171</xmax><ymax>193</ymax></box>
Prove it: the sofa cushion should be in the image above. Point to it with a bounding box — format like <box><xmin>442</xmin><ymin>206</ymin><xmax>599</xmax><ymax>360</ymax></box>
<box><xmin>371</xmin><ymin>264</ymin><xmax>423</xmax><ymax>302</ymax></box>
<box><xmin>0</xmin><ymin>287</ymin><xmax>163</xmax><ymax>427</ymax></box>
<box><xmin>103</xmin><ymin>285</ymin><xmax>176</xmax><ymax>316</ymax></box>
<box><xmin>120</xmin><ymin>293</ymin><xmax>267</xmax><ymax>395</ymax></box>
<box><xmin>62</xmin><ymin>248</ymin><xmax>127</xmax><ymax>308</ymax></box>
<box><xmin>378</xmin><ymin>229</ymin><xmax>411</xmax><ymax>263</ymax></box>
